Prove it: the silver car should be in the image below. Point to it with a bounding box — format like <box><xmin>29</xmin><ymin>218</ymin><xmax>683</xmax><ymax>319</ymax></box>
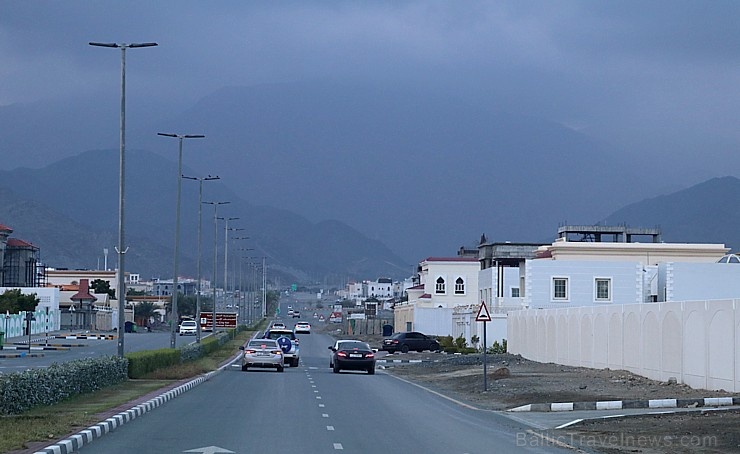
<box><xmin>240</xmin><ymin>339</ymin><xmax>285</xmax><ymax>372</ymax></box>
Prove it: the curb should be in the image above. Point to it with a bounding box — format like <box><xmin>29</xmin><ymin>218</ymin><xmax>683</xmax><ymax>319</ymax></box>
<box><xmin>0</xmin><ymin>352</ymin><xmax>45</xmax><ymax>358</ymax></box>
<box><xmin>376</xmin><ymin>359</ymin><xmax>430</xmax><ymax>364</ymax></box>
<box><xmin>509</xmin><ymin>396</ymin><xmax>740</xmax><ymax>412</ymax></box>
<box><xmin>31</xmin><ymin>357</ymin><xmax>237</xmax><ymax>454</ymax></box>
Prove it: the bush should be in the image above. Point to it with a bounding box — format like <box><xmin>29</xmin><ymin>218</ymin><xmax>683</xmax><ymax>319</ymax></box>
<box><xmin>486</xmin><ymin>339</ymin><xmax>507</xmax><ymax>354</ymax></box>
<box><xmin>438</xmin><ymin>335</ymin><xmax>454</xmax><ymax>349</ymax></box>
<box><xmin>0</xmin><ymin>356</ymin><xmax>128</xmax><ymax>415</ymax></box>
<box><xmin>454</xmin><ymin>334</ymin><xmax>467</xmax><ymax>349</ymax></box>
<box><xmin>126</xmin><ymin>348</ymin><xmax>180</xmax><ymax>379</ymax></box>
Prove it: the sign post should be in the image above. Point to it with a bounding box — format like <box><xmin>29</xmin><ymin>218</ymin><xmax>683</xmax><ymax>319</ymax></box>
<box><xmin>476</xmin><ymin>301</ymin><xmax>492</xmax><ymax>391</ymax></box>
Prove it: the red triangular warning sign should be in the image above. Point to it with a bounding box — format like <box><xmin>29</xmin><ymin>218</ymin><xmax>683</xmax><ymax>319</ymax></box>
<box><xmin>476</xmin><ymin>301</ymin><xmax>491</xmax><ymax>322</ymax></box>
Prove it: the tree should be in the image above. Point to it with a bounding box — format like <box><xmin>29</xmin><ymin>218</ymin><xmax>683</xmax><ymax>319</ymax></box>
<box><xmin>0</xmin><ymin>289</ymin><xmax>40</xmax><ymax>313</ymax></box>
<box><xmin>90</xmin><ymin>279</ymin><xmax>116</xmax><ymax>299</ymax></box>
<box><xmin>134</xmin><ymin>301</ymin><xmax>157</xmax><ymax>326</ymax></box>
<box><xmin>164</xmin><ymin>294</ymin><xmax>199</xmax><ymax>319</ymax></box>
<box><xmin>127</xmin><ymin>288</ymin><xmax>147</xmax><ymax>296</ymax></box>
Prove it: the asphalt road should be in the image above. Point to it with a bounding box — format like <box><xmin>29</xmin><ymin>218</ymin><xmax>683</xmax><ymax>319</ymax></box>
<box><xmin>76</xmin><ymin>325</ymin><xmax>572</xmax><ymax>454</ymax></box>
<box><xmin>0</xmin><ymin>331</ymin><xmax>200</xmax><ymax>374</ymax></box>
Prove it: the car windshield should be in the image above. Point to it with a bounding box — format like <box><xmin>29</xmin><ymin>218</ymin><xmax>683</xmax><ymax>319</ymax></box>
<box><xmin>338</xmin><ymin>341</ymin><xmax>369</xmax><ymax>350</ymax></box>
<box><xmin>248</xmin><ymin>340</ymin><xmax>278</xmax><ymax>349</ymax></box>
<box><xmin>181</xmin><ymin>321</ymin><xmax>196</xmax><ymax>327</ymax></box>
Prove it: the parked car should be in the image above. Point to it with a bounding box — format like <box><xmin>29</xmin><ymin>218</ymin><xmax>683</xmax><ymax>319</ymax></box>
<box><xmin>294</xmin><ymin>322</ymin><xmax>311</xmax><ymax>334</ymax></box>
<box><xmin>178</xmin><ymin>320</ymin><xmax>197</xmax><ymax>336</ymax></box>
<box><xmin>262</xmin><ymin>329</ymin><xmax>300</xmax><ymax>367</ymax></box>
<box><xmin>328</xmin><ymin>340</ymin><xmax>376</xmax><ymax>374</ymax></box>
<box><xmin>381</xmin><ymin>331</ymin><xmax>440</xmax><ymax>353</ymax></box>
<box><xmin>239</xmin><ymin>339</ymin><xmax>284</xmax><ymax>372</ymax></box>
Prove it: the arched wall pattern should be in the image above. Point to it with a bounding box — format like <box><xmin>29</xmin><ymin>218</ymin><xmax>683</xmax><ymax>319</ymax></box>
<box><xmin>508</xmin><ymin>299</ymin><xmax>740</xmax><ymax>393</ymax></box>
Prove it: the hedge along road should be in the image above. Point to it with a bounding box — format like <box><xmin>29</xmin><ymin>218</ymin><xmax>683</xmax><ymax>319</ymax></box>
<box><xmin>0</xmin><ymin>331</ymin><xmax>200</xmax><ymax>374</ymax></box>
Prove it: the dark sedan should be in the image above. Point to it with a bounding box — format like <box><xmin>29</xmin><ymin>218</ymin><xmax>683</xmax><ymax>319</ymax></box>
<box><xmin>328</xmin><ymin>340</ymin><xmax>376</xmax><ymax>374</ymax></box>
<box><xmin>381</xmin><ymin>331</ymin><xmax>440</xmax><ymax>353</ymax></box>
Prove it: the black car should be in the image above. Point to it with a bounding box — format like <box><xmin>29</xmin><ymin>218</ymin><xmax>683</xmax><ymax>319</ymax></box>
<box><xmin>381</xmin><ymin>331</ymin><xmax>440</xmax><ymax>353</ymax></box>
<box><xmin>328</xmin><ymin>340</ymin><xmax>376</xmax><ymax>374</ymax></box>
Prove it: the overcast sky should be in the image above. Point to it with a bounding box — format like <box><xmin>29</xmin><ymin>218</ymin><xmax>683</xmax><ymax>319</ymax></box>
<box><xmin>2</xmin><ymin>1</ymin><xmax>740</xmax><ymax>260</ymax></box>
<box><xmin>3</xmin><ymin>0</ymin><xmax>740</xmax><ymax>163</ymax></box>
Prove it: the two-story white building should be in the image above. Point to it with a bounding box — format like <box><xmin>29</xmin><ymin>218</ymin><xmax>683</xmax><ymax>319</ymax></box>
<box><xmin>394</xmin><ymin>257</ymin><xmax>479</xmax><ymax>336</ymax></box>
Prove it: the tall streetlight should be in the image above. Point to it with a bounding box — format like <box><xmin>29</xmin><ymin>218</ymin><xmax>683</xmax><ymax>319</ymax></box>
<box><xmin>218</xmin><ymin>217</ymin><xmax>240</xmax><ymax>313</ymax></box>
<box><xmin>182</xmin><ymin>175</ymin><xmax>220</xmax><ymax>342</ymax></box>
<box><xmin>204</xmin><ymin>201</ymin><xmax>230</xmax><ymax>332</ymax></box>
<box><xmin>158</xmin><ymin>132</ymin><xmax>205</xmax><ymax>348</ymax></box>
<box><xmin>89</xmin><ymin>41</ymin><xmax>158</xmax><ymax>357</ymax></box>
<box><xmin>238</xmin><ymin>248</ymin><xmax>254</xmax><ymax>323</ymax></box>
<box><xmin>228</xmin><ymin>231</ymin><xmax>247</xmax><ymax>310</ymax></box>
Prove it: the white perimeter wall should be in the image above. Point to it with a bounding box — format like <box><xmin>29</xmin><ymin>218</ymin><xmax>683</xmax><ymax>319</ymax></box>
<box><xmin>508</xmin><ymin>299</ymin><xmax>740</xmax><ymax>392</ymax></box>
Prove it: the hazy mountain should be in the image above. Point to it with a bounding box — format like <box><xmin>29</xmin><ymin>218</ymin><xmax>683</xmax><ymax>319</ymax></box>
<box><xmin>0</xmin><ymin>80</ymin><xmax>661</xmax><ymax>263</ymax></box>
<box><xmin>602</xmin><ymin>176</ymin><xmax>740</xmax><ymax>250</ymax></box>
<box><xmin>0</xmin><ymin>149</ymin><xmax>411</xmax><ymax>283</ymax></box>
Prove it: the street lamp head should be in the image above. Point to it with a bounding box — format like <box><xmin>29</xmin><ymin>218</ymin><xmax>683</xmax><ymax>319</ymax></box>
<box><xmin>89</xmin><ymin>42</ymin><xmax>158</xmax><ymax>49</ymax></box>
<box><xmin>158</xmin><ymin>132</ymin><xmax>206</xmax><ymax>139</ymax></box>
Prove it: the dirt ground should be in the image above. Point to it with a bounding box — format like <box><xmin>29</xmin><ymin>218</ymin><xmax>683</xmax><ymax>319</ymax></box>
<box><xmin>317</xmin><ymin>323</ymin><xmax>740</xmax><ymax>454</ymax></box>
<box><xmin>379</xmin><ymin>352</ymin><xmax>740</xmax><ymax>453</ymax></box>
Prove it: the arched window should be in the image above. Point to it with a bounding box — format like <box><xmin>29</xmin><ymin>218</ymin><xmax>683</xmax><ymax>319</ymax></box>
<box><xmin>435</xmin><ymin>277</ymin><xmax>446</xmax><ymax>294</ymax></box>
<box><xmin>454</xmin><ymin>277</ymin><xmax>465</xmax><ymax>294</ymax></box>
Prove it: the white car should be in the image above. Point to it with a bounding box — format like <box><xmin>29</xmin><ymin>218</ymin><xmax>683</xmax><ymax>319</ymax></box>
<box><xmin>294</xmin><ymin>322</ymin><xmax>311</xmax><ymax>334</ymax></box>
<box><xmin>272</xmin><ymin>322</ymin><xmax>286</xmax><ymax>329</ymax></box>
<box><xmin>179</xmin><ymin>320</ymin><xmax>197</xmax><ymax>336</ymax></box>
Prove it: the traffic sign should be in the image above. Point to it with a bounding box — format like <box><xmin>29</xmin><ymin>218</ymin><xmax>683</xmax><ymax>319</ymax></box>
<box><xmin>277</xmin><ymin>336</ymin><xmax>292</xmax><ymax>353</ymax></box>
<box><xmin>475</xmin><ymin>301</ymin><xmax>491</xmax><ymax>322</ymax></box>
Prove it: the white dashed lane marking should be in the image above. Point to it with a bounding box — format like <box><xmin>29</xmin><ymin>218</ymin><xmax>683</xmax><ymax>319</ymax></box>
<box><xmin>319</xmin><ymin>404</ymin><xmax>325</xmax><ymax>408</ymax></box>
<box><xmin>322</xmin><ymin>413</ymin><xmax>329</xmax><ymax>418</ymax></box>
<box><xmin>334</xmin><ymin>443</ymin><xmax>343</xmax><ymax>450</ymax></box>
<box><xmin>327</xmin><ymin>426</ymin><xmax>335</xmax><ymax>431</ymax></box>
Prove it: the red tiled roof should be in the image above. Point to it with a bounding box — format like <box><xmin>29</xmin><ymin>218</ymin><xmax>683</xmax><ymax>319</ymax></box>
<box><xmin>7</xmin><ymin>238</ymin><xmax>38</xmax><ymax>249</ymax></box>
<box><xmin>423</xmin><ymin>257</ymin><xmax>479</xmax><ymax>262</ymax></box>
<box><xmin>0</xmin><ymin>224</ymin><xmax>12</xmax><ymax>232</ymax></box>
<box><xmin>70</xmin><ymin>279</ymin><xmax>97</xmax><ymax>302</ymax></box>
<box><xmin>408</xmin><ymin>284</ymin><xmax>424</xmax><ymax>290</ymax></box>
<box><xmin>420</xmin><ymin>293</ymin><xmax>432</xmax><ymax>299</ymax></box>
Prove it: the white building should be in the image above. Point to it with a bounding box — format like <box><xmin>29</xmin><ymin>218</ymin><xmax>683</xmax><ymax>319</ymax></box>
<box><xmin>394</xmin><ymin>257</ymin><xmax>479</xmax><ymax>336</ymax></box>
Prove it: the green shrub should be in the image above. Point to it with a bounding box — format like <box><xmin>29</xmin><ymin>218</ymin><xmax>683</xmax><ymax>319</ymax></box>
<box><xmin>454</xmin><ymin>334</ymin><xmax>467</xmax><ymax>349</ymax></box>
<box><xmin>443</xmin><ymin>346</ymin><xmax>458</xmax><ymax>354</ymax></box>
<box><xmin>486</xmin><ymin>339</ymin><xmax>508</xmax><ymax>354</ymax></box>
<box><xmin>0</xmin><ymin>356</ymin><xmax>128</xmax><ymax>415</ymax></box>
<box><xmin>126</xmin><ymin>348</ymin><xmax>180</xmax><ymax>379</ymax></box>
<box><xmin>438</xmin><ymin>335</ymin><xmax>454</xmax><ymax>349</ymax></box>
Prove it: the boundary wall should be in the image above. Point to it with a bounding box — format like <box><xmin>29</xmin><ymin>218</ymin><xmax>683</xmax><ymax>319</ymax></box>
<box><xmin>508</xmin><ymin>299</ymin><xmax>740</xmax><ymax>392</ymax></box>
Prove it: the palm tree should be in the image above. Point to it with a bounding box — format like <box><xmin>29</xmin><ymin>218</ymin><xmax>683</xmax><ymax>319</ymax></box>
<box><xmin>134</xmin><ymin>301</ymin><xmax>157</xmax><ymax>327</ymax></box>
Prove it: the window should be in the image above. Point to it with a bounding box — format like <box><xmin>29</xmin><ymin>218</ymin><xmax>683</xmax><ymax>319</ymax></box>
<box><xmin>595</xmin><ymin>278</ymin><xmax>611</xmax><ymax>302</ymax></box>
<box><xmin>454</xmin><ymin>277</ymin><xmax>465</xmax><ymax>294</ymax></box>
<box><xmin>552</xmin><ymin>277</ymin><xmax>568</xmax><ymax>301</ymax></box>
<box><xmin>511</xmin><ymin>287</ymin><xmax>520</xmax><ymax>298</ymax></box>
<box><xmin>435</xmin><ymin>277</ymin><xmax>446</xmax><ymax>294</ymax></box>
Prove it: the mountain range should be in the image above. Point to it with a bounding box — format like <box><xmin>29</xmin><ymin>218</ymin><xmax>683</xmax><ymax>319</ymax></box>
<box><xmin>1</xmin><ymin>80</ymin><xmax>738</xmax><ymax>283</ymax></box>
<box><xmin>1</xmin><ymin>146</ymin><xmax>738</xmax><ymax>287</ymax></box>
<box><xmin>0</xmin><ymin>149</ymin><xmax>411</xmax><ymax>284</ymax></box>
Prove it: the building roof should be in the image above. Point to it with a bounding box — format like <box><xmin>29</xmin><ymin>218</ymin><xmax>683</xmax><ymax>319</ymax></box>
<box><xmin>408</xmin><ymin>284</ymin><xmax>424</xmax><ymax>290</ymax></box>
<box><xmin>420</xmin><ymin>293</ymin><xmax>432</xmax><ymax>299</ymax></box>
<box><xmin>7</xmin><ymin>238</ymin><xmax>38</xmax><ymax>249</ymax></box>
<box><xmin>0</xmin><ymin>224</ymin><xmax>12</xmax><ymax>232</ymax></box>
<box><xmin>423</xmin><ymin>257</ymin><xmax>479</xmax><ymax>263</ymax></box>
<box><xmin>70</xmin><ymin>279</ymin><xmax>97</xmax><ymax>303</ymax></box>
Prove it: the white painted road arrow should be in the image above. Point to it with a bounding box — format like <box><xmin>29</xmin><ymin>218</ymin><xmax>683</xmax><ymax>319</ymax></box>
<box><xmin>183</xmin><ymin>446</ymin><xmax>235</xmax><ymax>454</ymax></box>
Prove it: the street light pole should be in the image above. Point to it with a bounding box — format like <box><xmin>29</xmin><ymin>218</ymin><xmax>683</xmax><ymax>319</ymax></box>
<box><xmin>218</xmin><ymin>217</ymin><xmax>239</xmax><ymax>315</ymax></box>
<box><xmin>204</xmin><ymin>201</ymin><xmax>229</xmax><ymax>332</ymax></box>
<box><xmin>158</xmin><ymin>133</ymin><xmax>205</xmax><ymax>349</ymax></box>
<box><xmin>89</xmin><ymin>41</ymin><xmax>157</xmax><ymax>357</ymax></box>
<box><xmin>229</xmin><ymin>232</ymin><xmax>247</xmax><ymax>311</ymax></box>
<box><xmin>183</xmin><ymin>175</ymin><xmax>219</xmax><ymax>343</ymax></box>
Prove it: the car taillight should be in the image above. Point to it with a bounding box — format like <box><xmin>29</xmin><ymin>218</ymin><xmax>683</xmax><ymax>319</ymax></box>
<box><xmin>245</xmin><ymin>349</ymin><xmax>256</xmax><ymax>354</ymax></box>
<box><xmin>337</xmin><ymin>351</ymin><xmax>347</xmax><ymax>357</ymax></box>
<box><xmin>392</xmin><ymin>340</ymin><xmax>399</xmax><ymax>344</ymax></box>
<box><xmin>366</xmin><ymin>353</ymin><xmax>375</xmax><ymax>358</ymax></box>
